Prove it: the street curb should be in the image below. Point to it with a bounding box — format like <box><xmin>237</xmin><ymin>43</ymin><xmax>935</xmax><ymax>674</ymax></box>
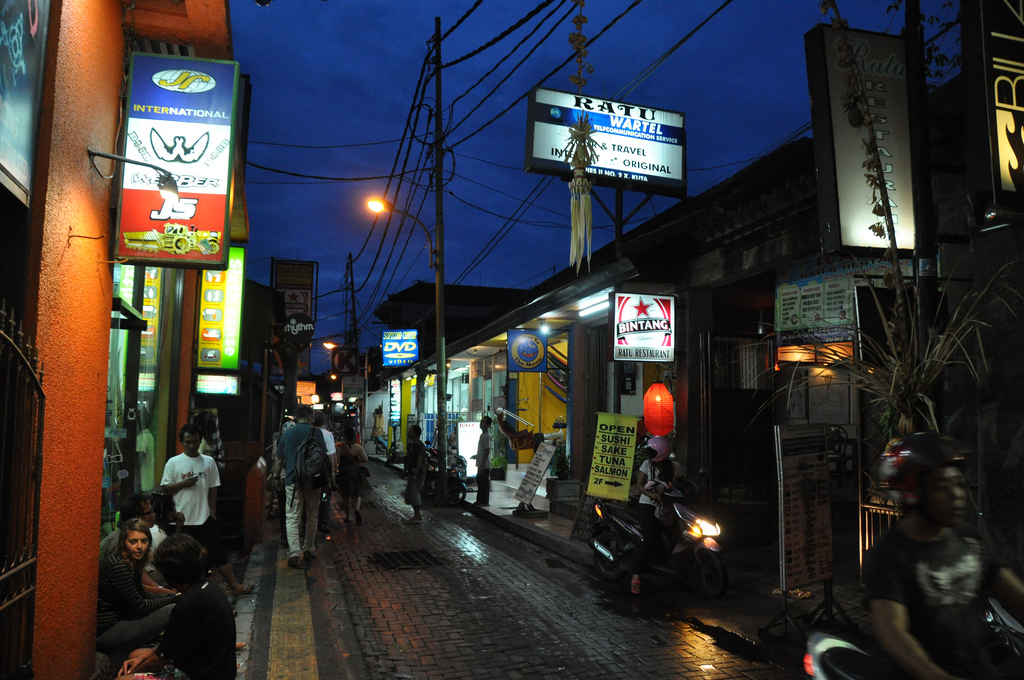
<box><xmin>462</xmin><ymin>501</ymin><xmax>594</xmax><ymax>568</ymax></box>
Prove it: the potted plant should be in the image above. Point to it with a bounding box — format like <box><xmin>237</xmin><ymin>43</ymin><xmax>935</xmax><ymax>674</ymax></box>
<box><xmin>545</xmin><ymin>439</ymin><xmax>581</xmax><ymax>504</ymax></box>
<box><xmin>490</xmin><ymin>451</ymin><xmax>508</xmax><ymax>481</ymax></box>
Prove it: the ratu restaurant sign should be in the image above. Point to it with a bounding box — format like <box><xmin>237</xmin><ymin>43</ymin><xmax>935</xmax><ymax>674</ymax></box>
<box><xmin>116</xmin><ymin>53</ymin><xmax>240</xmax><ymax>268</ymax></box>
<box><xmin>525</xmin><ymin>87</ymin><xmax>686</xmax><ymax>197</ymax></box>
<box><xmin>613</xmin><ymin>294</ymin><xmax>675</xmax><ymax>362</ymax></box>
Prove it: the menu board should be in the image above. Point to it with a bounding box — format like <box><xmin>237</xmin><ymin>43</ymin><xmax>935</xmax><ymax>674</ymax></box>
<box><xmin>586</xmin><ymin>413</ymin><xmax>639</xmax><ymax>501</ymax></box>
<box><xmin>775</xmin><ymin>425</ymin><xmax>833</xmax><ymax>590</ymax></box>
<box><xmin>514</xmin><ymin>442</ymin><xmax>556</xmax><ymax>505</ymax></box>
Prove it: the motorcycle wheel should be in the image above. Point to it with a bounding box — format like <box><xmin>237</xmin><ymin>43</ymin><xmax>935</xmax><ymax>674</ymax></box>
<box><xmin>691</xmin><ymin>548</ymin><xmax>728</xmax><ymax>597</ymax></box>
<box><xmin>447</xmin><ymin>481</ymin><xmax>467</xmax><ymax>505</ymax></box>
<box><xmin>376</xmin><ymin>441</ymin><xmax>387</xmax><ymax>456</ymax></box>
<box><xmin>593</xmin><ymin>531</ymin><xmax>627</xmax><ymax>581</ymax></box>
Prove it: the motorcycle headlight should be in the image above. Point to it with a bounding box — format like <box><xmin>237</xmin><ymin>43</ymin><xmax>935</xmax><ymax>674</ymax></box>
<box><xmin>595</xmin><ymin>504</ymin><xmax>604</xmax><ymax>520</ymax></box>
<box><xmin>696</xmin><ymin>519</ymin><xmax>720</xmax><ymax>537</ymax></box>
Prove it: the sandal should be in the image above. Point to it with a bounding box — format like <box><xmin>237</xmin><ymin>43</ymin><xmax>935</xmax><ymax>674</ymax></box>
<box><xmin>630</xmin><ymin>577</ymin><xmax>641</xmax><ymax>595</ymax></box>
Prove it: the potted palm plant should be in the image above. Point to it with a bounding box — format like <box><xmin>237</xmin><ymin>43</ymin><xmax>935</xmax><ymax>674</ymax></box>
<box><xmin>490</xmin><ymin>451</ymin><xmax>508</xmax><ymax>481</ymax></box>
<box><xmin>545</xmin><ymin>439</ymin><xmax>581</xmax><ymax>503</ymax></box>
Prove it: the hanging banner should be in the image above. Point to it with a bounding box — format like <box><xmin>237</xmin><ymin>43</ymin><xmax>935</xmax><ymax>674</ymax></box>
<box><xmin>0</xmin><ymin>0</ymin><xmax>51</xmax><ymax>205</ymax></box>
<box><xmin>586</xmin><ymin>413</ymin><xmax>639</xmax><ymax>500</ymax></box>
<box><xmin>116</xmin><ymin>53</ymin><xmax>240</xmax><ymax>267</ymax></box>
<box><xmin>805</xmin><ymin>26</ymin><xmax>915</xmax><ymax>251</ymax></box>
<box><xmin>507</xmin><ymin>329</ymin><xmax>548</xmax><ymax>373</ymax></box>
<box><xmin>613</xmin><ymin>294</ymin><xmax>675</xmax><ymax>362</ymax></box>
<box><xmin>197</xmin><ymin>246</ymin><xmax>245</xmax><ymax>370</ymax></box>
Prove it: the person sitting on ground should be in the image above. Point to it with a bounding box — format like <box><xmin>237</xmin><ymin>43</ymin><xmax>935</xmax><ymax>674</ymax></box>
<box><xmin>146</xmin><ymin>491</ymin><xmax>184</xmax><ymax>587</ymax></box>
<box><xmin>864</xmin><ymin>432</ymin><xmax>1024</xmax><ymax>679</ymax></box>
<box><xmin>336</xmin><ymin>426</ymin><xmax>369</xmax><ymax>525</ymax></box>
<box><xmin>96</xmin><ymin>518</ymin><xmax>179</xmax><ymax>659</ymax></box>
<box><xmin>161</xmin><ymin>423</ymin><xmax>256</xmax><ymax>597</ymax></box>
<box><xmin>100</xmin><ymin>492</ymin><xmax>175</xmax><ymax>596</ymax></box>
<box><xmin>401</xmin><ymin>424</ymin><xmax>427</xmax><ymax>524</ymax></box>
<box><xmin>118</xmin><ymin>533</ymin><xmax>237</xmax><ymax>679</ymax></box>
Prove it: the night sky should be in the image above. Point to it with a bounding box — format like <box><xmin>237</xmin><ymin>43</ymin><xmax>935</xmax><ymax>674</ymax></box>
<box><xmin>228</xmin><ymin>0</ymin><xmax>958</xmax><ymax>370</ymax></box>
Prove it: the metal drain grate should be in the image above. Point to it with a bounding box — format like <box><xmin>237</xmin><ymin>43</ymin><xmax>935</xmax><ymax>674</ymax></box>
<box><xmin>371</xmin><ymin>550</ymin><xmax>444</xmax><ymax>570</ymax></box>
<box><xmin>359</xmin><ymin>500</ymin><xmax>379</xmax><ymax>509</ymax></box>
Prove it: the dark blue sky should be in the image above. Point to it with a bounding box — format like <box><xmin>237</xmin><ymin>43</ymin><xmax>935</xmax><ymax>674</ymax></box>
<box><xmin>228</xmin><ymin>0</ymin><xmax>957</xmax><ymax>371</ymax></box>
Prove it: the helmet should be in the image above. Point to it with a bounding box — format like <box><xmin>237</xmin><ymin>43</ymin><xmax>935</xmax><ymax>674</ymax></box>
<box><xmin>879</xmin><ymin>432</ymin><xmax>963</xmax><ymax>506</ymax></box>
<box><xmin>641</xmin><ymin>436</ymin><xmax>671</xmax><ymax>462</ymax></box>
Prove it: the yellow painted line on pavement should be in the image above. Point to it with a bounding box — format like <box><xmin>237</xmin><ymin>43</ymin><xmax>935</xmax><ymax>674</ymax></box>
<box><xmin>268</xmin><ymin>548</ymin><xmax>319</xmax><ymax>679</ymax></box>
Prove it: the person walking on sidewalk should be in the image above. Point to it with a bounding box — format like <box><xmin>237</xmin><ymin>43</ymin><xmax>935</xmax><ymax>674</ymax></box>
<box><xmin>473</xmin><ymin>415</ymin><xmax>493</xmax><ymax>507</ymax></box>
<box><xmin>864</xmin><ymin>432</ymin><xmax>1024</xmax><ymax>680</ymax></box>
<box><xmin>271</xmin><ymin>405</ymin><xmax>326</xmax><ymax>567</ymax></box>
<box><xmin>402</xmin><ymin>424</ymin><xmax>427</xmax><ymax>524</ymax></box>
<box><xmin>336</xmin><ymin>425</ymin><xmax>368</xmax><ymax>525</ymax></box>
<box><xmin>313</xmin><ymin>411</ymin><xmax>337</xmax><ymax>537</ymax></box>
<box><xmin>161</xmin><ymin>424</ymin><xmax>254</xmax><ymax>598</ymax></box>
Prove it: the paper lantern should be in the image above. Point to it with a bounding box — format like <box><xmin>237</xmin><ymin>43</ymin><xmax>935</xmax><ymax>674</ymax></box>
<box><xmin>643</xmin><ymin>381</ymin><xmax>674</xmax><ymax>436</ymax></box>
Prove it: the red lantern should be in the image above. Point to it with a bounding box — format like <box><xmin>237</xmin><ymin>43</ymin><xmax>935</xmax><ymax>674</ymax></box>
<box><xmin>643</xmin><ymin>381</ymin><xmax>674</xmax><ymax>436</ymax></box>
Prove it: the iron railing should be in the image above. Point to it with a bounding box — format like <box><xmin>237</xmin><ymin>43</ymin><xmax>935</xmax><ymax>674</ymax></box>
<box><xmin>0</xmin><ymin>302</ymin><xmax>45</xmax><ymax>679</ymax></box>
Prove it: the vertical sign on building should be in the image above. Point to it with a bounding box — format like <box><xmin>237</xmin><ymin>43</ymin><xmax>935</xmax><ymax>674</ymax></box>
<box><xmin>271</xmin><ymin>259</ymin><xmax>317</xmax><ymax>376</ymax></box>
<box><xmin>197</xmin><ymin>247</ymin><xmax>245</xmax><ymax>370</ymax></box>
<box><xmin>963</xmin><ymin>0</ymin><xmax>1024</xmax><ymax>225</ymax></box>
<box><xmin>806</xmin><ymin>26</ymin><xmax>915</xmax><ymax>251</ymax></box>
<box><xmin>117</xmin><ymin>54</ymin><xmax>239</xmax><ymax>268</ymax></box>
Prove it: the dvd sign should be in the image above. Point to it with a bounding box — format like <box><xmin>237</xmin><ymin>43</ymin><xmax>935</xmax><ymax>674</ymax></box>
<box><xmin>383</xmin><ymin>329</ymin><xmax>418</xmax><ymax>367</ymax></box>
<box><xmin>280</xmin><ymin>313</ymin><xmax>315</xmax><ymax>345</ymax></box>
<box><xmin>613</xmin><ymin>294</ymin><xmax>675</xmax><ymax>362</ymax></box>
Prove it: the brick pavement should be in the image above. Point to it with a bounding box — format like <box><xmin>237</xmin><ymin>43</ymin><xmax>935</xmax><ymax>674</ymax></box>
<box><xmin>240</xmin><ymin>461</ymin><xmax>807</xmax><ymax>680</ymax></box>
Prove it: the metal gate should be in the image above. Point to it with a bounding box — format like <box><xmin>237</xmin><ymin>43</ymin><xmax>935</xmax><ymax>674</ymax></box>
<box><xmin>0</xmin><ymin>303</ymin><xmax>45</xmax><ymax>679</ymax></box>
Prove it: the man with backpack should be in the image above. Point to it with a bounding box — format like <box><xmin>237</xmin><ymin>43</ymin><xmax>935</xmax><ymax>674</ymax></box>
<box><xmin>271</xmin><ymin>405</ymin><xmax>331</xmax><ymax>567</ymax></box>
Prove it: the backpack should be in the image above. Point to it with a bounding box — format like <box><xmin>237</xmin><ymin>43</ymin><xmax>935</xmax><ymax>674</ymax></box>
<box><xmin>294</xmin><ymin>426</ymin><xmax>332</xmax><ymax>490</ymax></box>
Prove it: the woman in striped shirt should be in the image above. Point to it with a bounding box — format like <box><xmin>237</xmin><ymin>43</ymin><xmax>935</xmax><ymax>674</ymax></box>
<box><xmin>96</xmin><ymin>517</ymin><xmax>178</xmax><ymax>657</ymax></box>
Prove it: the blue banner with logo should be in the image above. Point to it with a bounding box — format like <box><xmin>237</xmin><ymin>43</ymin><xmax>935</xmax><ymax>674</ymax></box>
<box><xmin>507</xmin><ymin>330</ymin><xmax>547</xmax><ymax>373</ymax></box>
<box><xmin>382</xmin><ymin>329</ymin><xmax>418</xmax><ymax>367</ymax></box>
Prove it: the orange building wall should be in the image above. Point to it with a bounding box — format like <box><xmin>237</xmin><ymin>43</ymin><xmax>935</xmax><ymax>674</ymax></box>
<box><xmin>28</xmin><ymin>3</ymin><xmax>126</xmax><ymax>678</ymax></box>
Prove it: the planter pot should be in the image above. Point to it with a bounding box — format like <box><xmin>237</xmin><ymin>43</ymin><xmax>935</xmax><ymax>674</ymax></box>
<box><xmin>545</xmin><ymin>478</ymin><xmax>581</xmax><ymax>503</ymax></box>
<box><xmin>489</xmin><ymin>468</ymin><xmax>507</xmax><ymax>481</ymax></box>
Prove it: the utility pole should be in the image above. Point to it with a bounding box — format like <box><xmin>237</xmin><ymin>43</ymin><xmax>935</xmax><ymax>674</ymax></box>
<box><xmin>905</xmin><ymin>0</ymin><xmax>938</xmax><ymax>362</ymax></box>
<box><xmin>433</xmin><ymin>16</ymin><xmax>448</xmax><ymax>507</ymax></box>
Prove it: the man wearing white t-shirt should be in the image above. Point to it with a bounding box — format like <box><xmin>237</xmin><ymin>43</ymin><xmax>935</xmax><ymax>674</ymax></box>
<box><xmin>161</xmin><ymin>423</ymin><xmax>254</xmax><ymax>598</ymax></box>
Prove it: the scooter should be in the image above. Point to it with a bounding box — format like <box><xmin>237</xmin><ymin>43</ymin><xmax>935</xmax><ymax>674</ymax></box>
<box><xmin>804</xmin><ymin>597</ymin><xmax>1024</xmax><ymax>678</ymax></box>
<box><xmin>373</xmin><ymin>434</ymin><xmax>388</xmax><ymax>457</ymax></box>
<box><xmin>422</xmin><ymin>446</ymin><xmax>468</xmax><ymax>505</ymax></box>
<box><xmin>589</xmin><ymin>482</ymin><xmax>728</xmax><ymax>596</ymax></box>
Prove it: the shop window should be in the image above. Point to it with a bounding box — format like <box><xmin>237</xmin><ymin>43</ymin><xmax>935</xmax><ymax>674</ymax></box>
<box><xmin>710</xmin><ymin>336</ymin><xmax>774</xmax><ymax>390</ymax></box>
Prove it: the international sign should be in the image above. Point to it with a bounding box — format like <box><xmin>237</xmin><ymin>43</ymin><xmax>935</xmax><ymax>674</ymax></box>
<box><xmin>525</xmin><ymin>87</ymin><xmax>686</xmax><ymax>197</ymax></box>
<box><xmin>116</xmin><ymin>54</ymin><xmax>239</xmax><ymax>268</ymax></box>
<box><xmin>805</xmin><ymin>26</ymin><xmax>915</xmax><ymax>251</ymax></box>
<box><xmin>586</xmin><ymin>413</ymin><xmax>639</xmax><ymax>501</ymax></box>
<box><xmin>382</xmin><ymin>329</ymin><xmax>418</xmax><ymax>367</ymax></box>
<box><xmin>613</xmin><ymin>294</ymin><xmax>675</xmax><ymax>362</ymax></box>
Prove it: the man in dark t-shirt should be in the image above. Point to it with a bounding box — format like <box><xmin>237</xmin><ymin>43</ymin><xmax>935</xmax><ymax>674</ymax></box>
<box><xmin>864</xmin><ymin>433</ymin><xmax>1024</xmax><ymax>680</ymax></box>
<box><xmin>119</xmin><ymin>534</ymin><xmax>236</xmax><ymax>679</ymax></box>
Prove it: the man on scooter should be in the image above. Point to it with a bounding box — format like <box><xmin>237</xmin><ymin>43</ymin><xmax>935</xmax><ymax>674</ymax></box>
<box><xmin>864</xmin><ymin>432</ymin><xmax>1024</xmax><ymax>679</ymax></box>
<box><xmin>630</xmin><ymin>436</ymin><xmax>683</xmax><ymax>595</ymax></box>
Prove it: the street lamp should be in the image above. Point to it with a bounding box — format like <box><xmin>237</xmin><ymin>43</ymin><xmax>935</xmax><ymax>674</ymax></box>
<box><xmin>367</xmin><ymin>197</ymin><xmax>448</xmax><ymax>507</ymax></box>
<box><xmin>87</xmin><ymin>149</ymin><xmax>179</xmax><ymax>202</ymax></box>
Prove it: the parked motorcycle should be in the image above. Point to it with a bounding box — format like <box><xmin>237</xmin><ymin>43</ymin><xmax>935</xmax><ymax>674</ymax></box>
<box><xmin>373</xmin><ymin>434</ymin><xmax>388</xmax><ymax>457</ymax></box>
<box><xmin>589</xmin><ymin>483</ymin><xmax>728</xmax><ymax>596</ymax></box>
<box><xmin>422</xmin><ymin>446</ymin><xmax>468</xmax><ymax>505</ymax></box>
<box><xmin>804</xmin><ymin>597</ymin><xmax>1024</xmax><ymax>678</ymax></box>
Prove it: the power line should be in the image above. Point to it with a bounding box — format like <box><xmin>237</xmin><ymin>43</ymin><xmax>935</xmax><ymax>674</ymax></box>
<box><xmin>245</xmin><ymin>161</ymin><xmax>425</xmax><ymax>182</ymax></box>
<box><xmin>441</xmin><ymin>0</ymin><xmax>485</xmax><ymax>41</ymax></box>
<box><xmin>443</xmin><ymin>0</ymin><xmax>560</xmax><ymax>69</ymax></box>
<box><xmin>248</xmin><ymin>138</ymin><xmax>401</xmax><ymax>149</ymax></box>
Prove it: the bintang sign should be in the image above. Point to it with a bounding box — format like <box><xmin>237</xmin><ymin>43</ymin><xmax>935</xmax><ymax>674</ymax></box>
<box><xmin>805</xmin><ymin>26</ymin><xmax>915</xmax><ymax>252</ymax></box>
<box><xmin>612</xmin><ymin>294</ymin><xmax>675</xmax><ymax>362</ymax></box>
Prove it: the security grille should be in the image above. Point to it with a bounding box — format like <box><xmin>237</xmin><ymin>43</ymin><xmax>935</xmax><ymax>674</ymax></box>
<box><xmin>371</xmin><ymin>550</ymin><xmax>443</xmax><ymax>570</ymax></box>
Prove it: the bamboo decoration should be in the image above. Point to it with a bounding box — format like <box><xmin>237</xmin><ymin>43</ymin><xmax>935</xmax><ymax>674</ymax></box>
<box><xmin>566</xmin><ymin>0</ymin><xmax>597</xmax><ymax>272</ymax></box>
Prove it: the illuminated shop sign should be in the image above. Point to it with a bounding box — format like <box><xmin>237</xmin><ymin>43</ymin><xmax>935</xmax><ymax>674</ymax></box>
<box><xmin>116</xmin><ymin>53</ymin><xmax>239</xmax><ymax>268</ymax></box>
<box><xmin>0</xmin><ymin>0</ymin><xmax>51</xmax><ymax>205</ymax></box>
<box><xmin>197</xmin><ymin>246</ymin><xmax>245</xmax><ymax>370</ymax></box>
<box><xmin>805</xmin><ymin>26</ymin><xmax>914</xmax><ymax>251</ymax></box>
<box><xmin>525</xmin><ymin>87</ymin><xmax>686</xmax><ymax>196</ymax></box>
<box><xmin>613</xmin><ymin>294</ymin><xmax>675</xmax><ymax>362</ymax></box>
<box><xmin>196</xmin><ymin>374</ymin><xmax>239</xmax><ymax>395</ymax></box>
<box><xmin>507</xmin><ymin>330</ymin><xmax>547</xmax><ymax>373</ymax></box>
<box><xmin>382</xmin><ymin>329</ymin><xmax>418</xmax><ymax>367</ymax></box>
